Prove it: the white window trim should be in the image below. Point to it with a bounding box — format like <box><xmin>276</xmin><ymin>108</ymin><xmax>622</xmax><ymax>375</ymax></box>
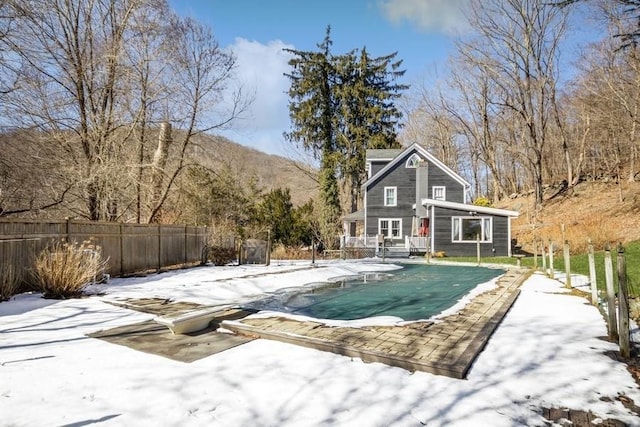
<box><xmin>405</xmin><ymin>153</ymin><xmax>420</xmax><ymax>168</ymax></box>
<box><xmin>378</xmin><ymin>218</ymin><xmax>403</xmax><ymax>239</ymax></box>
<box><xmin>451</xmin><ymin>216</ymin><xmax>493</xmax><ymax>243</ymax></box>
<box><xmin>366</xmin><ymin>162</ymin><xmax>372</xmax><ymax>178</ymax></box>
<box><xmin>384</xmin><ymin>186</ymin><xmax>397</xmax><ymax>207</ymax></box>
<box><xmin>432</xmin><ymin>186</ymin><xmax>446</xmax><ymax>201</ymax></box>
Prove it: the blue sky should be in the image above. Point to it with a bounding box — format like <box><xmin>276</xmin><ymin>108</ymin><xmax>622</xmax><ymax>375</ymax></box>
<box><xmin>168</xmin><ymin>0</ymin><xmax>468</xmax><ymax>156</ymax></box>
<box><xmin>168</xmin><ymin>1</ymin><xmax>600</xmax><ymax>157</ymax></box>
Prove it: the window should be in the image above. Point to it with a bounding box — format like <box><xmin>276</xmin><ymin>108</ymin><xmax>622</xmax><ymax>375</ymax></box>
<box><xmin>405</xmin><ymin>153</ymin><xmax>421</xmax><ymax>168</ymax></box>
<box><xmin>379</xmin><ymin>218</ymin><xmax>402</xmax><ymax>238</ymax></box>
<box><xmin>432</xmin><ymin>186</ymin><xmax>446</xmax><ymax>201</ymax></box>
<box><xmin>384</xmin><ymin>186</ymin><xmax>397</xmax><ymax>206</ymax></box>
<box><xmin>452</xmin><ymin>217</ymin><xmax>492</xmax><ymax>242</ymax></box>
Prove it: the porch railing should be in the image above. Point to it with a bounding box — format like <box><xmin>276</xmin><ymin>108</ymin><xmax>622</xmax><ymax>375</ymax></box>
<box><xmin>405</xmin><ymin>236</ymin><xmax>429</xmax><ymax>250</ymax></box>
<box><xmin>342</xmin><ymin>235</ymin><xmax>429</xmax><ymax>250</ymax></box>
<box><xmin>342</xmin><ymin>235</ymin><xmax>378</xmax><ymax>248</ymax></box>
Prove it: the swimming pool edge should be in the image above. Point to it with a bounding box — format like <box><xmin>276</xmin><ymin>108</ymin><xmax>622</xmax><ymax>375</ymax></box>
<box><xmin>221</xmin><ymin>267</ymin><xmax>532</xmax><ymax>379</ymax></box>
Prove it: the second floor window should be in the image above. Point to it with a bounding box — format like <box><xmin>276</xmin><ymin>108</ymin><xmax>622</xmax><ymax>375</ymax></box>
<box><xmin>405</xmin><ymin>153</ymin><xmax>420</xmax><ymax>168</ymax></box>
<box><xmin>432</xmin><ymin>186</ymin><xmax>446</xmax><ymax>201</ymax></box>
<box><xmin>384</xmin><ymin>186</ymin><xmax>397</xmax><ymax>206</ymax></box>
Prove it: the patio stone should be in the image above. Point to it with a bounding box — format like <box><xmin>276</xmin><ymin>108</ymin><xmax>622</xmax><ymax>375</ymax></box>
<box><xmin>222</xmin><ymin>267</ymin><xmax>531</xmax><ymax>379</ymax></box>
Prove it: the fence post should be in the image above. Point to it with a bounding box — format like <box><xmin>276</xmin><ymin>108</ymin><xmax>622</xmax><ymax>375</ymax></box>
<box><xmin>533</xmin><ymin>240</ymin><xmax>538</xmax><ymax>269</ymax></box>
<box><xmin>617</xmin><ymin>244</ymin><xmax>630</xmax><ymax>358</ymax></box>
<box><xmin>119</xmin><ymin>222</ymin><xmax>124</xmax><ymax>276</ymax></box>
<box><xmin>184</xmin><ymin>225</ymin><xmax>188</xmax><ymax>265</ymax></box>
<box><xmin>587</xmin><ymin>240</ymin><xmax>598</xmax><ymax>305</ymax></box>
<box><xmin>157</xmin><ymin>225</ymin><xmax>162</xmax><ymax>271</ymax></box>
<box><xmin>548</xmin><ymin>240</ymin><xmax>554</xmax><ymax>279</ymax></box>
<box><xmin>541</xmin><ymin>239</ymin><xmax>547</xmax><ymax>273</ymax></box>
<box><xmin>476</xmin><ymin>233</ymin><xmax>481</xmax><ymax>266</ymax></box>
<box><xmin>604</xmin><ymin>245</ymin><xmax>618</xmax><ymax>341</ymax></box>
<box><xmin>311</xmin><ymin>236</ymin><xmax>316</xmax><ymax>266</ymax></box>
<box><xmin>563</xmin><ymin>240</ymin><xmax>571</xmax><ymax>288</ymax></box>
<box><xmin>266</xmin><ymin>229</ymin><xmax>271</xmax><ymax>267</ymax></box>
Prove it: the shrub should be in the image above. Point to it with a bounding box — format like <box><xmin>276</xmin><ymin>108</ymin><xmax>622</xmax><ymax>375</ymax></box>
<box><xmin>0</xmin><ymin>264</ymin><xmax>22</xmax><ymax>301</ymax></box>
<box><xmin>33</xmin><ymin>240</ymin><xmax>108</xmax><ymax>299</ymax></box>
<box><xmin>205</xmin><ymin>246</ymin><xmax>237</xmax><ymax>266</ymax></box>
<box><xmin>472</xmin><ymin>196</ymin><xmax>492</xmax><ymax>207</ymax></box>
<box><xmin>202</xmin><ymin>218</ymin><xmax>238</xmax><ymax>265</ymax></box>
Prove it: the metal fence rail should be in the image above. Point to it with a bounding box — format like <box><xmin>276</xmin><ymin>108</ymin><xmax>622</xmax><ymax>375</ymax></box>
<box><xmin>0</xmin><ymin>219</ymin><xmax>209</xmax><ymax>281</ymax></box>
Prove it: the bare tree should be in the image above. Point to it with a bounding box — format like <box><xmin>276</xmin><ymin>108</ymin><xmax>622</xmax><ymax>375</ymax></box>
<box><xmin>146</xmin><ymin>16</ymin><xmax>243</xmax><ymax>223</ymax></box>
<box><xmin>570</xmin><ymin>31</ymin><xmax>640</xmax><ymax>199</ymax></box>
<box><xmin>402</xmin><ymin>86</ymin><xmax>461</xmax><ymax>172</ymax></box>
<box><xmin>445</xmin><ymin>48</ymin><xmax>512</xmax><ymax>201</ymax></box>
<box><xmin>0</xmin><ymin>0</ymin><xmax>248</xmax><ymax>222</ymax></box>
<box><xmin>1</xmin><ymin>0</ymin><xmax>155</xmax><ymax>220</ymax></box>
<box><xmin>463</xmin><ymin>0</ymin><xmax>569</xmax><ymax>206</ymax></box>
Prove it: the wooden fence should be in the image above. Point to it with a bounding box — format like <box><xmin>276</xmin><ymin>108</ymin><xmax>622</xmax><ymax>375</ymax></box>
<box><xmin>0</xmin><ymin>219</ymin><xmax>209</xmax><ymax>281</ymax></box>
<box><xmin>536</xmin><ymin>238</ymin><xmax>633</xmax><ymax>359</ymax></box>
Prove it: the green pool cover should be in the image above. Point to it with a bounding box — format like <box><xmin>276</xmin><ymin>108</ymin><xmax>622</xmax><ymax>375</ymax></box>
<box><xmin>248</xmin><ymin>264</ymin><xmax>505</xmax><ymax>321</ymax></box>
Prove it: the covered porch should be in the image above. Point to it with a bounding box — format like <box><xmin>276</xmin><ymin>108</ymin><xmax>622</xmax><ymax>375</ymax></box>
<box><xmin>341</xmin><ymin>209</ymin><xmax>431</xmax><ymax>254</ymax></box>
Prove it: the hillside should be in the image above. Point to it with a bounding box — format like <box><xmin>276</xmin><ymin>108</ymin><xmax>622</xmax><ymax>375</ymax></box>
<box><xmin>201</xmin><ymin>134</ymin><xmax>318</xmax><ymax>207</ymax></box>
<box><xmin>0</xmin><ymin>130</ymin><xmax>319</xmax><ymax>222</ymax></box>
<box><xmin>495</xmin><ymin>180</ymin><xmax>640</xmax><ymax>253</ymax></box>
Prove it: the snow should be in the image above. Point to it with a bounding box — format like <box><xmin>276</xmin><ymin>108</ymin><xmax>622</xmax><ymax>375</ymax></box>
<box><xmin>1</xmin><ymin>260</ymin><xmax>639</xmax><ymax>426</ymax></box>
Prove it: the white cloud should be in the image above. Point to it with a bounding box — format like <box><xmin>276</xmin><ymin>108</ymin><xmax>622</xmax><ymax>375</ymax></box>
<box><xmin>379</xmin><ymin>0</ymin><xmax>469</xmax><ymax>36</ymax></box>
<box><xmin>221</xmin><ymin>38</ymin><xmax>295</xmax><ymax>156</ymax></box>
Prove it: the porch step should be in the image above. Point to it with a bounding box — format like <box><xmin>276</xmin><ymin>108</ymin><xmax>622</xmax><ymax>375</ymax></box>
<box><xmin>379</xmin><ymin>247</ymin><xmax>410</xmax><ymax>258</ymax></box>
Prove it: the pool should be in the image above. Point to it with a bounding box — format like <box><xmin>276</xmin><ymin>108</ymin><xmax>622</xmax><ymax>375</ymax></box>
<box><xmin>244</xmin><ymin>264</ymin><xmax>505</xmax><ymax>321</ymax></box>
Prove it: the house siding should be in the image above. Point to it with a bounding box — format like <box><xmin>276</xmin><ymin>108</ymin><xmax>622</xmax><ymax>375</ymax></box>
<box><xmin>370</xmin><ymin>161</ymin><xmax>390</xmax><ymax>177</ymax></box>
<box><xmin>366</xmin><ymin>154</ymin><xmax>416</xmax><ymax>240</ymax></box>
<box><xmin>365</xmin><ymin>149</ymin><xmax>466</xmax><ymax>239</ymax></box>
<box><xmin>427</xmin><ymin>165</ymin><xmax>465</xmax><ymax>203</ymax></box>
<box><xmin>431</xmin><ymin>207</ymin><xmax>511</xmax><ymax>257</ymax></box>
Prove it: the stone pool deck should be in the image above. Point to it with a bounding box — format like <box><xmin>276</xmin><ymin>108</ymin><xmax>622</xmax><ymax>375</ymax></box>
<box><xmin>95</xmin><ymin>267</ymin><xmax>530</xmax><ymax>379</ymax></box>
<box><xmin>222</xmin><ymin>267</ymin><xmax>531</xmax><ymax>379</ymax></box>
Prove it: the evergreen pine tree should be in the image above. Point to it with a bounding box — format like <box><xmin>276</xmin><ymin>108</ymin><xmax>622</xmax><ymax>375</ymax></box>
<box><xmin>284</xmin><ymin>27</ymin><xmax>342</xmax><ymax>248</ymax></box>
<box><xmin>334</xmin><ymin>48</ymin><xmax>408</xmax><ymax>222</ymax></box>
<box><xmin>284</xmin><ymin>27</ymin><xmax>408</xmax><ymax>246</ymax></box>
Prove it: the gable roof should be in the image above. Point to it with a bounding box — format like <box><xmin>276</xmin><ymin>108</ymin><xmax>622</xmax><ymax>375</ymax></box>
<box><xmin>365</xmin><ymin>148</ymin><xmax>403</xmax><ymax>161</ymax></box>
<box><xmin>421</xmin><ymin>198</ymin><xmax>519</xmax><ymax>217</ymax></box>
<box><xmin>364</xmin><ymin>143</ymin><xmax>471</xmax><ymax>190</ymax></box>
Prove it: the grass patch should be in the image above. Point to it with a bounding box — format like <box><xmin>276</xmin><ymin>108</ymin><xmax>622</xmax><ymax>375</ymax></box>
<box><xmin>444</xmin><ymin>240</ymin><xmax>640</xmax><ymax>297</ymax></box>
<box><xmin>0</xmin><ymin>263</ymin><xmax>22</xmax><ymax>301</ymax></box>
<box><xmin>553</xmin><ymin>241</ymin><xmax>640</xmax><ymax>297</ymax></box>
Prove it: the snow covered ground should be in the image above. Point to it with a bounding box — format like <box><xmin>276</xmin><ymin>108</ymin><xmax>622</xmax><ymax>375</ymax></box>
<box><xmin>1</xmin><ymin>260</ymin><xmax>639</xmax><ymax>426</ymax></box>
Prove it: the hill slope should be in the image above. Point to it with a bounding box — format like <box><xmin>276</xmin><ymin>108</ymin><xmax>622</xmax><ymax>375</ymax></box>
<box><xmin>495</xmin><ymin>180</ymin><xmax>640</xmax><ymax>253</ymax></box>
<box><xmin>198</xmin><ymin>134</ymin><xmax>318</xmax><ymax>207</ymax></box>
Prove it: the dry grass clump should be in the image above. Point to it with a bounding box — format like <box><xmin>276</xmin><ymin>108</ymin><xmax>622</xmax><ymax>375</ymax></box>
<box><xmin>0</xmin><ymin>264</ymin><xmax>22</xmax><ymax>301</ymax></box>
<box><xmin>501</xmin><ymin>181</ymin><xmax>640</xmax><ymax>255</ymax></box>
<box><xmin>515</xmin><ymin>217</ymin><xmax>621</xmax><ymax>255</ymax></box>
<box><xmin>33</xmin><ymin>240</ymin><xmax>108</xmax><ymax>299</ymax></box>
<box><xmin>562</xmin><ymin>217</ymin><xmax>620</xmax><ymax>253</ymax></box>
<box><xmin>270</xmin><ymin>244</ymin><xmax>312</xmax><ymax>260</ymax></box>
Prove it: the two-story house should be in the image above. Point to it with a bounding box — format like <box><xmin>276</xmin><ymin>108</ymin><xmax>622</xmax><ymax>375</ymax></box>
<box><xmin>342</xmin><ymin>143</ymin><xmax>519</xmax><ymax>257</ymax></box>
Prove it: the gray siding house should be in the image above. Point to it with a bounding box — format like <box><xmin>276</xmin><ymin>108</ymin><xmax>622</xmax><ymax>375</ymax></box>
<box><xmin>343</xmin><ymin>143</ymin><xmax>519</xmax><ymax>257</ymax></box>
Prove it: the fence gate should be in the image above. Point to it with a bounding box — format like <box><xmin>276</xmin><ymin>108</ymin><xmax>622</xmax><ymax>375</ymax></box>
<box><xmin>240</xmin><ymin>239</ymin><xmax>267</xmax><ymax>264</ymax></box>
